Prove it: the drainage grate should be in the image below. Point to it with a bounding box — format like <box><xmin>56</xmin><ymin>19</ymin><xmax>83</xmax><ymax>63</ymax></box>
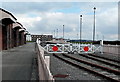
<box><xmin>53</xmin><ymin>74</ymin><xmax>69</xmax><ymax>78</ymax></box>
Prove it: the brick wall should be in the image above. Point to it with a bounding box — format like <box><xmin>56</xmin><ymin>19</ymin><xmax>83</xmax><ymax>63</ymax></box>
<box><xmin>0</xmin><ymin>25</ymin><xmax>2</xmax><ymax>51</ymax></box>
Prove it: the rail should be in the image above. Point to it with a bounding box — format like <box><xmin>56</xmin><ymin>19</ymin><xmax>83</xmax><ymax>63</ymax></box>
<box><xmin>35</xmin><ymin>40</ymin><xmax>54</xmax><ymax>81</ymax></box>
<box><xmin>53</xmin><ymin>54</ymin><xmax>119</xmax><ymax>82</ymax></box>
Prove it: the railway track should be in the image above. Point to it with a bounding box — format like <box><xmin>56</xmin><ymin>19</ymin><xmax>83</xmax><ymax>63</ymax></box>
<box><xmin>88</xmin><ymin>53</ymin><xmax>120</xmax><ymax>63</ymax></box>
<box><xmin>79</xmin><ymin>54</ymin><xmax>120</xmax><ymax>69</ymax></box>
<box><xmin>53</xmin><ymin>53</ymin><xmax>120</xmax><ymax>82</ymax></box>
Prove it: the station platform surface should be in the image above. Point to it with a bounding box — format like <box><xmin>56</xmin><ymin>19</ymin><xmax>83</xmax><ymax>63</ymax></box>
<box><xmin>2</xmin><ymin>42</ymin><xmax>38</xmax><ymax>80</ymax></box>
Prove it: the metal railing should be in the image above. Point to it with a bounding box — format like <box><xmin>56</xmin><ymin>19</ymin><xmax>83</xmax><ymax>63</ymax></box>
<box><xmin>35</xmin><ymin>40</ymin><xmax>54</xmax><ymax>81</ymax></box>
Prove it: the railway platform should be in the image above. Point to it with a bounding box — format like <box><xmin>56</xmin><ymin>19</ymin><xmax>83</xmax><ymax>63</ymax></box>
<box><xmin>2</xmin><ymin>42</ymin><xmax>38</xmax><ymax>80</ymax></box>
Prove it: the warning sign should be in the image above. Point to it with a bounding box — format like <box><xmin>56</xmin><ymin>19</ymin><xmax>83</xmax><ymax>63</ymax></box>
<box><xmin>84</xmin><ymin>46</ymin><xmax>89</xmax><ymax>51</ymax></box>
<box><xmin>52</xmin><ymin>46</ymin><xmax>58</xmax><ymax>51</ymax></box>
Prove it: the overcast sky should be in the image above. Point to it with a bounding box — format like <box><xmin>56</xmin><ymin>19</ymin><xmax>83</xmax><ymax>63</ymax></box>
<box><xmin>1</xmin><ymin>1</ymin><xmax>119</xmax><ymax>40</ymax></box>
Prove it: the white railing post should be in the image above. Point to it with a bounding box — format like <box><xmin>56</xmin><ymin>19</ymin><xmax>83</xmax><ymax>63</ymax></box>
<box><xmin>100</xmin><ymin>40</ymin><xmax>103</xmax><ymax>54</ymax></box>
<box><xmin>70</xmin><ymin>44</ymin><xmax>72</xmax><ymax>53</ymax></box>
<box><xmin>38</xmin><ymin>38</ymin><xmax>41</xmax><ymax>44</ymax></box>
<box><xmin>45</xmin><ymin>56</ymin><xmax>50</xmax><ymax>69</ymax></box>
<box><xmin>46</xmin><ymin>44</ymin><xmax>49</xmax><ymax>52</ymax></box>
<box><xmin>62</xmin><ymin>44</ymin><xmax>64</xmax><ymax>53</ymax></box>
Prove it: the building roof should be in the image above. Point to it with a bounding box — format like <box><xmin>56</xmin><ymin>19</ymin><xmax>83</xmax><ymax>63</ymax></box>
<box><xmin>13</xmin><ymin>22</ymin><xmax>23</xmax><ymax>29</ymax></box>
<box><xmin>0</xmin><ymin>8</ymin><xmax>17</xmax><ymax>21</ymax></box>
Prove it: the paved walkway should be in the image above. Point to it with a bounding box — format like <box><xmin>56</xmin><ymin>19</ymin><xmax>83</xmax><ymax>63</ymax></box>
<box><xmin>2</xmin><ymin>42</ymin><xmax>38</xmax><ymax>80</ymax></box>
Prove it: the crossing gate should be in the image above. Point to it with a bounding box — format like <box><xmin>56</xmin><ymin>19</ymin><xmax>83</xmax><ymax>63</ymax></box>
<box><xmin>44</xmin><ymin>44</ymin><xmax>70</xmax><ymax>53</ymax></box>
<box><xmin>43</xmin><ymin>43</ymin><xmax>103</xmax><ymax>54</ymax></box>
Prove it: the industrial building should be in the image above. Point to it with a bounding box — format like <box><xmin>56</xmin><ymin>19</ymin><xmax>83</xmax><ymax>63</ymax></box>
<box><xmin>31</xmin><ymin>35</ymin><xmax>53</xmax><ymax>42</ymax></box>
<box><xmin>0</xmin><ymin>8</ymin><xmax>28</xmax><ymax>51</ymax></box>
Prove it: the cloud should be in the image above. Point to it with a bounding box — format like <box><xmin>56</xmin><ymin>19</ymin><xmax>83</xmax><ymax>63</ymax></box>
<box><xmin>2</xmin><ymin>2</ymin><xmax>72</xmax><ymax>14</ymax></box>
<box><xmin>109</xmin><ymin>34</ymin><xmax>118</xmax><ymax>40</ymax></box>
<box><xmin>16</xmin><ymin>14</ymin><xmax>42</xmax><ymax>31</ymax></box>
<box><xmin>1</xmin><ymin>2</ymin><xmax>118</xmax><ymax>40</ymax></box>
<box><xmin>96</xmin><ymin>7</ymin><xmax>118</xmax><ymax>34</ymax></box>
<box><xmin>26</xmin><ymin>12</ymin><xmax>79</xmax><ymax>34</ymax></box>
<box><xmin>2</xmin><ymin>0</ymin><xmax>120</xmax><ymax>2</ymax></box>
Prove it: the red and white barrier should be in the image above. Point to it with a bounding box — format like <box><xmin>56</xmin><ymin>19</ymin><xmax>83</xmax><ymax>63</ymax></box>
<box><xmin>44</xmin><ymin>43</ymin><xmax>102</xmax><ymax>54</ymax></box>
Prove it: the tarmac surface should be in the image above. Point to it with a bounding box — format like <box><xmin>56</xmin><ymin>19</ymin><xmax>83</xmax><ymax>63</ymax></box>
<box><xmin>2</xmin><ymin>42</ymin><xmax>38</xmax><ymax>80</ymax></box>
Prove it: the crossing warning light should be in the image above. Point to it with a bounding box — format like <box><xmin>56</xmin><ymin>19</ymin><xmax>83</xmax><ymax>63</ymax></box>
<box><xmin>52</xmin><ymin>46</ymin><xmax>58</xmax><ymax>51</ymax></box>
<box><xmin>84</xmin><ymin>46</ymin><xmax>89</xmax><ymax>51</ymax></box>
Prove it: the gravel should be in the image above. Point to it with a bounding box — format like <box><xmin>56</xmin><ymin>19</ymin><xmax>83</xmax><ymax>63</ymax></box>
<box><xmin>45</xmin><ymin>50</ymin><xmax>120</xmax><ymax>81</ymax></box>
<box><xmin>48</xmin><ymin>53</ymin><xmax>107</xmax><ymax>81</ymax></box>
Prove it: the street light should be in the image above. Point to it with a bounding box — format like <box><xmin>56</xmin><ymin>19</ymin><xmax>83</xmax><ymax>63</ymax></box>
<box><xmin>57</xmin><ymin>29</ymin><xmax>58</xmax><ymax>38</ymax></box>
<box><xmin>77</xmin><ymin>33</ymin><xmax>78</xmax><ymax>40</ymax></box>
<box><xmin>80</xmin><ymin>15</ymin><xmax>82</xmax><ymax>48</ymax></box>
<box><xmin>63</xmin><ymin>25</ymin><xmax>64</xmax><ymax>40</ymax></box>
<box><xmin>93</xmin><ymin>7</ymin><xmax>96</xmax><ymax>43</ymax></box>
<box><xmin>54</xmin><ymin>30</ymin><xmax>55</xmax><ymax>38</ymax></box>
<box><xmin>103</xmin><ymin>35</ymin><xmax>104</xmax><ymax>41</ymax></box>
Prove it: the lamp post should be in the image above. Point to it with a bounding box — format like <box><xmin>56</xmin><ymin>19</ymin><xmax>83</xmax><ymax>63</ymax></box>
<box><xmin>77</xmin><ymin>33</ymin><xmax>78</xmax><ymax>40</ymax></box>
<box><xmin>54</xmin><ymin>30</ymin><xmax>55</xmax><ymax>38</ymax></box>
<box><xmin>80</xmin><ymin>15</ymin><xmax>82</xmax><ymax>49</ymax></box>
<box><xmin>57</xmin><ymin>29</ymin><xmax>58</xmax><ymax>38</ymax></box>
<box><xmin>97</xmin><ymin>34</ymin><xmax>99</xmax><ymax>41</ymax></box>
<box><xmin>93</xmin><ymin>7</ymin><xmax>96</xmax><ymax>43</ymax></box>
<box><xmin>103</xmin><ymin>35</ymin><xmax>104</xmax><ymax>41</ymax></box>
<box><xmin>63</xmin><ymin>25</ymin><xmax>64</xmax><ymax>40</ymax></box>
